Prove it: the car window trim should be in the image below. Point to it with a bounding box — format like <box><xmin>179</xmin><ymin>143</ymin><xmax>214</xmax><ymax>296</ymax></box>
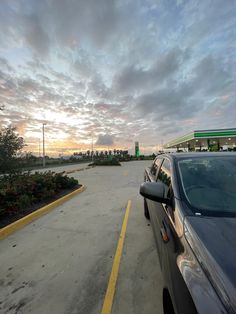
<box><xmin>157</xmin><ymin>158</ymin><xmax>177</xmax><ymax>224</ymax></box>
<box><xmin>154</xmin><ymin>157</ymin><xmax>164</xmax><ymax>180</ymax></box>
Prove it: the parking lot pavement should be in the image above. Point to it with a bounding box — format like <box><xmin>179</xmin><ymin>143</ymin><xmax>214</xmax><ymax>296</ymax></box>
<box><xmin>0</xmin><ymin>161</ymin><xmax>163</xmax><ymax>314</ymax></box>
<box><xmin>111</xmin><ymin>196</ymin><xmax>163</xmax><ymax>314</ymax></box>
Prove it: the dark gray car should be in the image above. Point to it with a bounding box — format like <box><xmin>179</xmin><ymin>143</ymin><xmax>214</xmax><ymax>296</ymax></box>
<box><xmin>140</xmin><ymin>152</ymin><xmax>236</xmax><ymax>314</ymax></box>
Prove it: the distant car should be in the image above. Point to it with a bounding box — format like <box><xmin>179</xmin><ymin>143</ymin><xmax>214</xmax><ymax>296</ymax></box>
<box><xmin>140</xmin><ymin>152</ymin><xmax>236</xmax><ymax>314</ymax></box>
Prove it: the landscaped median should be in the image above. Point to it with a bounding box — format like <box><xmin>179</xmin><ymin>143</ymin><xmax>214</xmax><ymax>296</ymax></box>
<box><xmin>89</xmin><ymin>158</ymin><xmax>121</xmax><ymax>166</ymax></box>
<box><xmin>0</xmin><ymin>171</ymin><xmax>86</xmax><ymax>239</ymax></box>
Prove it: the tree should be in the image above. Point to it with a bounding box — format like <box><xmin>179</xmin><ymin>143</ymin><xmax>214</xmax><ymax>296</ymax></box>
<box><xmin>24</xmin><ymin>152</ymin><xmax>37</xmax><ymax>162</ymax></box>
<box><xmin>0</xmin><ymin>126</ymin><xmax>25</xmax><ymax>173</ymax></box>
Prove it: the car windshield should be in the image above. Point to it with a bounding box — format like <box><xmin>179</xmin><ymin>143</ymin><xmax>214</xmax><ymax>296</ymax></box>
<box><xmin>178</xmin><ymin>156</ymin><xmax>236</xmax><ymax>217</ymax></box>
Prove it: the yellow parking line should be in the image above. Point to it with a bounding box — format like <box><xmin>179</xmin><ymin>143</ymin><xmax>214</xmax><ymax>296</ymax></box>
<box><xmin>101</xmin><ymin>200</ymin><xmax>132</xmax><ymax>314</ymax></box>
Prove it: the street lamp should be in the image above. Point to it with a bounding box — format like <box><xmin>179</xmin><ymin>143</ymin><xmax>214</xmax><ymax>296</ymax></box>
<box><xmin>39</xmin><ymin>139</ymin><xmax>41</xmax><ymax>157</ymax></box>
<box><xmin>91</xmin><ymin>103</ymin><xmax>95</xmax><ymax>162</ymax></box>
<box><xmin>42</xmin><ymin>123</ymin><xmax>46</xmax><ymax>167</ymax></box>
<box><xmin>91</xmin><ymin>132</ymin><xmax>94</xmax><ymax>162</ymax></box>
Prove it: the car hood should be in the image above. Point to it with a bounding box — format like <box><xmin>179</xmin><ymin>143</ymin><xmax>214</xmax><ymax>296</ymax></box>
<box><xmin>184</xmin><ymin>216</ymin><xmax>236</xmax><ymax>313</ymax></box>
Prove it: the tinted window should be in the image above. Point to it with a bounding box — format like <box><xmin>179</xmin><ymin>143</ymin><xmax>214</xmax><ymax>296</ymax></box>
<box><xmin>178</xmin><ymin>156</ymin><xmax>236</xmax><ymax>216</ymax></box>
<box><xmin>157</xmin><ymin>159</ymin><xmax>171</xmax><ymax>197</ymax></box>
<box><xmin>151</xmin><ymin>158</ymin><xmax>163</xmax><ymax>176</ymax></box>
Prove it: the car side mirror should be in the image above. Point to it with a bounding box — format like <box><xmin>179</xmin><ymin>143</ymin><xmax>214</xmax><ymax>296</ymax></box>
<box><xmin>140</xmin><ymin>181</ymin><xmax>170</xmax><ymax>205</ymax></box>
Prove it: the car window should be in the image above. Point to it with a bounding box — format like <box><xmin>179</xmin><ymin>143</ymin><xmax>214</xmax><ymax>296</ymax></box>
<box><xmin>150</xmin><ymin>158</ymin><xmax>163</xmax><ymax>177</ymax></box>
<box><xmin>178</xmin><ymin>156</ymin><xmax>236</xmax><ymax>217</ymax></box>
<box><xmin>157</xmin><ymin>159</ymin><xmax>172</xmax><ymax>198</ymax></box>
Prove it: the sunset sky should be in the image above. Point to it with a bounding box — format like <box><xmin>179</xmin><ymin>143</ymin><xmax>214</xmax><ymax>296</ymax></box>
<box><xmin>0</xmin><ymin>0</ymin><xmax>236</xmax><ymax>156</ymax></box>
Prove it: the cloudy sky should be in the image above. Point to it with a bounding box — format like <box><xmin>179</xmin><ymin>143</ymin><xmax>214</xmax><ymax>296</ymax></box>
<box><xmin>0</xmin><ymin>0</ymin><xmax>236</xmax><ymax>155</ymax></box>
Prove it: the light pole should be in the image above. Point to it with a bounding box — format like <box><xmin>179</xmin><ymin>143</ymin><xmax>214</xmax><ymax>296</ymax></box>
<box><xmin>91</xmin><ymin>103</ymin><xmax>95</xmax><ymax>162</ymax></box>
<box><xmin>91</xmin><ymin>132</ymin><xmax>94</xmax><ymax>162</ymax></box>
<box><xmin>42</xmin><ymin>123</ymin><xmax>46</xmax><ymax>167</ymax></box>
<box><xmin>39</xmin><ymin>139</ymin><xmax>41</xmax><ymax>157</ymax></box>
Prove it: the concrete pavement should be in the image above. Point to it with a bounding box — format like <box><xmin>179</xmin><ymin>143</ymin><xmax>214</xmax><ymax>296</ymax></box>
<box><xmin>0</xmin><ymin>161</ymin><xmax>163</xmax><ymax>314</ymax></box>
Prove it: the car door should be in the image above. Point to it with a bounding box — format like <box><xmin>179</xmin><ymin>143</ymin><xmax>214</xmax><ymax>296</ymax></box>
<box><xmin>153</xmin><ymin>160</ymin><xmax>197</xmax><ymax>314</ymax></box>
<box><xmin>148</xmin><ymin>158</ymin><xmax>171</xmax><ymax>269</ymax></box>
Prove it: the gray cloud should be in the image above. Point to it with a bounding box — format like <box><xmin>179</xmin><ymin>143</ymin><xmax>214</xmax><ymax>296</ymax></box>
<box><xmin>24</xmin><ymin>14</ymin><xmax>50</xmax><ymax>56</ymax></box>
<box><xmin>96</xmin><ymin>134</ymin><xmax>114</xmax><ymax>146</ymax></box>
<box><xmin>49</xmin><ymin>0</ymin><xmax>121</xmax><ymax>48</ymax></box>
<box><xmin>134</xmin><ymin>54</ymin><xmax>234</xmax><ymax>124</ymax></box>
<box><xmin>112</xmin><ymin>48</ymin><xmax>189</xmax><ymax>95</ymax></box>
<box><xmin>0</xmin><ymin>57</ymin><xmax>13</xmax><ymax>72</ymax></box>
<box><xmin>73</xmin><ymin>51</ymin><xmax>94</xmax><ymax>78</ymax></box>
<box><xmin>192</xmin><ymin>56</ymin><xmax>234</xmax><ymax>95</ymax></box>
<box><xmin>135</xmin><ymin>84</ymin><xmax>195</xmax><ymax>121</ymax></box>
<box><xmin>0</xmin><ymin>0</ymin><xmax>123</xmax><ymax>56</ymax></box>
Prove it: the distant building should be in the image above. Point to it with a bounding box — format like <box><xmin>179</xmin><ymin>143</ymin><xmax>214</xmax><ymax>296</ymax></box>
<box><xmin>164</xmin><ymin>128</ymin><xmax>236</xmax><ymax>151</ymax></box>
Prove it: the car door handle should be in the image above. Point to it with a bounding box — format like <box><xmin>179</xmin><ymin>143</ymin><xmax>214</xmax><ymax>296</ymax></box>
<box><xmin>160</xmin><ymin>226</ymin><xmax>169</xmax><ymax>243</ymax></box>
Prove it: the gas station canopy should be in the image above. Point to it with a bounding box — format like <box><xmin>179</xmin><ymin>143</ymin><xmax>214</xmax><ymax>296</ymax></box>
<box><xmin>164</xmin><ymin>128</ymin><xmax>236</xmax><ymax>151</ymax></box>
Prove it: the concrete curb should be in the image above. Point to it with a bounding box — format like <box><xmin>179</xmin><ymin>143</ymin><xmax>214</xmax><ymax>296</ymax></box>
<box><xmin>0</xmin><ymin>185</ymin><xmax>86</xmax><ymax>240</ymax></box>
<box><xmin>65</xmin><ymin>166</ymin><xmax>93</xmax><ymax>174</ymax></box>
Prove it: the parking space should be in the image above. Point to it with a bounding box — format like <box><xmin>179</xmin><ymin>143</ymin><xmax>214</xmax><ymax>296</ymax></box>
<box><xmin>0</xmin><ymin>161</ymin><xmax>163</xmax><ymax>314</ymax></box>
<box><xmin>111</xmin><ymin>195</ymin><xmax>163</xmax><ymax>314</ymax></box>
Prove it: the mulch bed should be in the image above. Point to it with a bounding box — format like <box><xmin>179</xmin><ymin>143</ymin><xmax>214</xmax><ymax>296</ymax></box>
<box><xmin>0</xmin><ymin>184</ymin><xmax>82</xmax><ymax>229</ymax></box>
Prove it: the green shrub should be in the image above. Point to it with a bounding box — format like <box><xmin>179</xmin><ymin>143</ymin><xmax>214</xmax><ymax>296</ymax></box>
<box><xmin>90</xmin><ymin>158</ymin><xmax>121</xmax><ymax>166</ymax></box>
<box><xmin>0</xmin><ymin>172</ymin><xmax>79</xmax><ymax>215</ymax></box>
<box><xmin>18</xmin><ymin>194</ymin><xmax>32</xmax><ymax>210</ymax></box>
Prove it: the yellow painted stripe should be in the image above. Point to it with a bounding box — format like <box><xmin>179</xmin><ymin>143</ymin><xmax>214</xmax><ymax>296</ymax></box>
<box><xmin>101</xmin><ymin>200</ymin><xmax>132</xmax><ymax>314</ymax></box>
<box><xmin>0</xmin><ymin>185</ymin><xmax>86</xmax><ymax>240</ymax></box>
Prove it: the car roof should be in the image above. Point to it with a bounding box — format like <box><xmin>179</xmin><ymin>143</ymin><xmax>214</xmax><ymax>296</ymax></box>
<box><xmin>160</xmin><ymin>152</ymin><xmax>236</xmax><ymax>160</ymax></box>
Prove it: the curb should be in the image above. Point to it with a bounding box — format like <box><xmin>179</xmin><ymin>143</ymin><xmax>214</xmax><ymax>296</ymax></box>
<box><xmin>0</xmin><ymin>185</ymin><xmax>86</xmax><ymax>240</ymax></box>
<box><xmin>65</xmin><ymin>166</ymin><xmax>92</xmax><ymax>174</ymax></box>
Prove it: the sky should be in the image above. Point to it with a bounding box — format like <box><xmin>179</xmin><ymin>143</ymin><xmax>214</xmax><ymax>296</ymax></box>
<box><xmin>0</xmin><ymin>0</ymin><xmax>236</xmax><ymax>156</ymax></box>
